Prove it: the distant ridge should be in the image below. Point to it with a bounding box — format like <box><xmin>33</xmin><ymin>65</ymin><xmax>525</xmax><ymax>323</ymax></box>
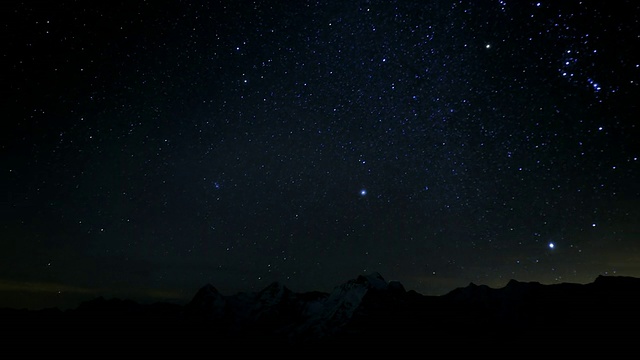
<box><xmin>3</xmin><ymin>273</ymin><xmax>640</xmax><ymax>357</ymax></box>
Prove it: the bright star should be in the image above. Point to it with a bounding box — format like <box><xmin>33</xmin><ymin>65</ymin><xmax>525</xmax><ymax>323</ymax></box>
<box><xmin>360</xmin><ymin>189</ymin><xmax>367</xmax><ymax>196</ymax></box>
<box><xmin>548</xmin><ymin>242</ymin><xmax>555</xmax><ymax>249</ymax></box>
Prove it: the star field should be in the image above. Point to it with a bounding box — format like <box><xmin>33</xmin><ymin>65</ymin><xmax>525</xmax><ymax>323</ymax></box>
<box><xmin>2</xmin><ymin>0</ymin><xmax>639</xmax><ymax>309</ymax></box>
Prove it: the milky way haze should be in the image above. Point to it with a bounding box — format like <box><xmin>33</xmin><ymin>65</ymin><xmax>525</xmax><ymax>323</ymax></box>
<box><xmin>2</xmin><ymin>0</ymin><xmax>638</xmax><ymax>310</ymax></box>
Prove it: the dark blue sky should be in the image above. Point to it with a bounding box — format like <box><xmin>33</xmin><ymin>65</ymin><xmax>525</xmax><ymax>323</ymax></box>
<box><xmin>2</xmin><ymin>0</ymin><xmax>639</xmax><ymax>310</ymax></box>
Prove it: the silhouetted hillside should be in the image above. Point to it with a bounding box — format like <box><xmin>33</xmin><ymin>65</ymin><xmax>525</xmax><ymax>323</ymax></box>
<box><xmin>3</xmin><ymin>274</ymin><xmax>640</xmax><ymax>358</ymax></box>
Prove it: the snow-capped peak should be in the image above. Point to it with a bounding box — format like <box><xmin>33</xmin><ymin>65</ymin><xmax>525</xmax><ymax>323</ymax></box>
<box><xmin>355</xmin><ymin>271</ymin><xmax>388</xmax><ymax>290</ymax></box>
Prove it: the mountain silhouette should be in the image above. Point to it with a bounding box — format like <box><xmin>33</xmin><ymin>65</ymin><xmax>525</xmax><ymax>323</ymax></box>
<box><xmin>3</xmin><ymin>273</ymin><xmax>640</xmax><ymax>358</ymax></box>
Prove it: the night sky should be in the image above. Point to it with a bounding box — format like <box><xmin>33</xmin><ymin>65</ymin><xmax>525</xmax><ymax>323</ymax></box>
<box><xmin>2</xmin><ymin>0</ymin><xmax>639</xmax><ymax>310</ymax></box>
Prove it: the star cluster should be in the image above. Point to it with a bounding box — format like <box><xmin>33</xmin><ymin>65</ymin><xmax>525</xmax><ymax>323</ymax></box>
<box><xmin>2</xmin><ymin>0</ymin><xmax>638</xmax><ymax>309</ymax></box>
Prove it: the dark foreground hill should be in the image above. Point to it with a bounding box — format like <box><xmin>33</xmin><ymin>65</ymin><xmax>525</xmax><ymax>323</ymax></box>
<box><xmin>3</xmin><ymin>273</ymin><xmax>640</xmax><ymax>358</ymax></box>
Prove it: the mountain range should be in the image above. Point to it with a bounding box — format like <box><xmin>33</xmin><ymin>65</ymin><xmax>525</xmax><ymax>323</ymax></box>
<box><xmin>3</xmin><ymin>272</ymin><xmax>640</xmax><ymax>358</ymax></box>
